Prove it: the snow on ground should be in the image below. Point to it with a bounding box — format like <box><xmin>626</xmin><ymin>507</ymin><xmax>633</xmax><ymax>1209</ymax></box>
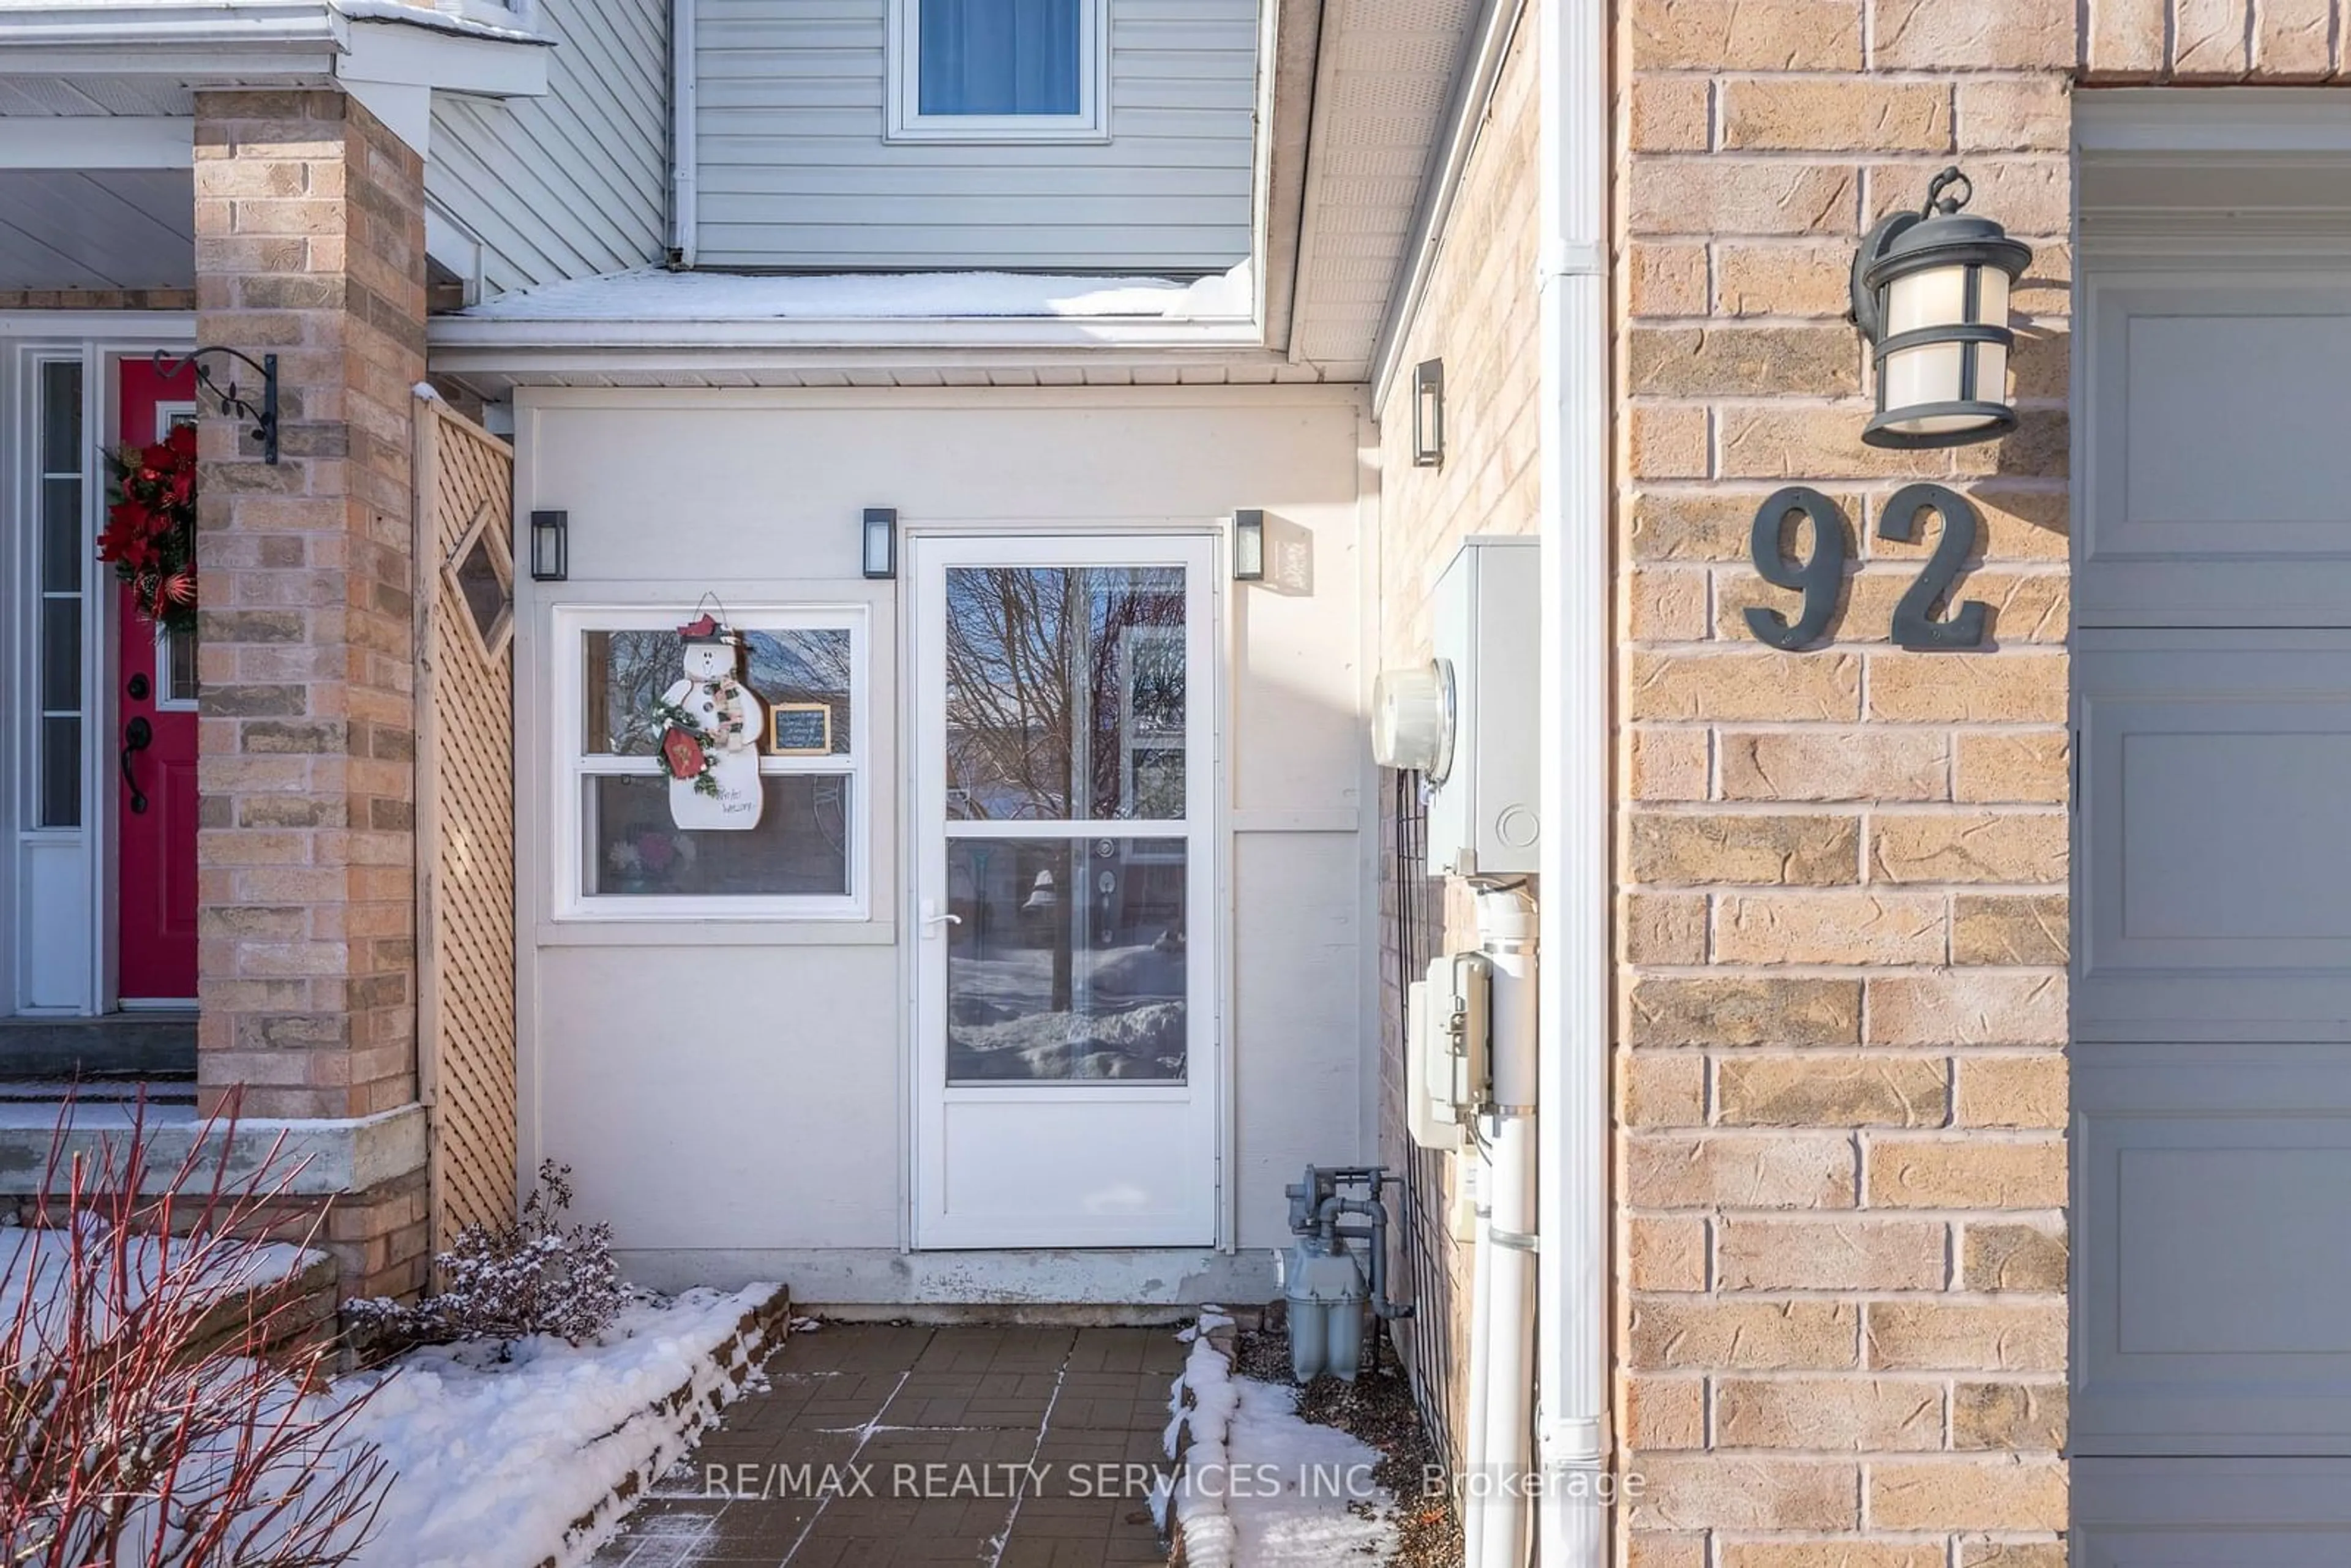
<box><xmin>339</xmin><ymin>1284</ymin><xmax>779</xmax><ymax>1568</ymax></box>
<box><xmin>0</xmin><ymin>1221</ymin><xmax>315</xmax><ymax>1340</ymax></box>
<box><xmin>1162</xmin><ymin>1313</ymin><xmax>1397</xmax><ymax>1568</ymax></box>
<box><xmin>460</xmin><ymin>263</ymin><xmax>1253</xmax><ymax>321</ymax></box>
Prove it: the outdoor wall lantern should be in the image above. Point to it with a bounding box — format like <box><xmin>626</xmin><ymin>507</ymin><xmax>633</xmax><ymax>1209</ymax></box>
<box><xmin>862</xmin><ymin>506</ymin><xmax>898</xmax><ymax>580</ymax></box>
<box><xmin>528</xmin><ymin>509</ymin><xmax>568</xmax><ymax>582</ymax></box>
<box><xmin>1232</xmin><ymin>508</ymin><xmax>1266</xmax><ymax>582</ymax></box>
<box><xmin>1850</xmin><ymin>167</ymin><xmax>2032</xmax><ymax>449</ymax></box>
<box><xmin>1412</xmin><ymin>359</ymin><xmax>1445</xmax><ymax>467</ymax></box>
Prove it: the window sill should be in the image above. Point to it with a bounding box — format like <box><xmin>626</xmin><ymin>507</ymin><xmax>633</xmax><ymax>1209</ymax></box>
<box><xmin>883</xmin><ymin>122</ymin><xmax>1112</xmax><ymax>145</ymax></box>
<box><xmin>534</xmin><ymin>920</ymin><xmax>897</xmax><ymax>947</ymax></box>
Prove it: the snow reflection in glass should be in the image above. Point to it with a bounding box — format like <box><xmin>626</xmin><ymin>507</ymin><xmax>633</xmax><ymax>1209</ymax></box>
<box><xmin>945</xmin><ymin>837</ymin><xmax>1187</xmax><ymax>1083</ymax></box>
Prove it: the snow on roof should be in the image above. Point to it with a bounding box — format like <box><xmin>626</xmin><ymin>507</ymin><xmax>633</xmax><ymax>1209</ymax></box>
<box><xmin>334</xmin><ymin>0</ymin><xmax>552</xmax><ymax>45</ymax></box>
<box><xmin>460</xmin><ymin>263</ymin><xmax>1254</xmax><ymax>324</ymax></box>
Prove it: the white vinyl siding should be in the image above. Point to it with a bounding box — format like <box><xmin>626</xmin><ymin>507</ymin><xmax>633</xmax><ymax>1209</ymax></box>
<box><xmin>426</xmin><ymin>0</ymin><xmax>669</xmax><ymax>299</ymax></box>
<box><xmin>693</xmin><ymin>0</ymin><xmax>1256</xmax><ymax>272</ymax></box>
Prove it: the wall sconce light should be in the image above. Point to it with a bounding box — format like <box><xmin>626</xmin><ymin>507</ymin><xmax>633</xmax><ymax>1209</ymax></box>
<box><xmin>863</xmin><ymin>507</ymin><xmax>898</xmax><ymax>580</ymax></box>
<box><xmin>1412</xmin><ymin>359</ymin><xmax>1445</xmax><ymax>467</ymax></box>
<box><xmin>1232</xmin><ymin>509</ymin><xmax>1265</xmax><ymax>582</ymax></box>
<box><xmin>529</xmin><ymin>509</ymin><xmax>568</xmax><ymax>582</ymax></box>
<box><xmin>1850</xmin><ymin>167</ymin><xmax>2032</xmax><ymax>449</ymax></box>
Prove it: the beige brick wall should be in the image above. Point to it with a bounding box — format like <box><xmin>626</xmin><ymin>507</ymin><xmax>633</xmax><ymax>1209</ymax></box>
<box><xmin>1378</xmin><ymin>20</ymin><xmax>1543</xmax><ymax>659</ymax></box>
<box><xmin>1614</xmin><ymin>1</ymin><xmax>2072</xmax><ymax>1561</ymax></box>
<box><xmin>2083</xmin><ymin>0</ymin><xmax>2351</xmax><ymax>78</ymax></box>
<box><xmin>191</xmin><ymin>90</ymin><xmax>427</xmax><ymax>1132</ymax></box>
<box><xmin>1371</xmin><ymin>18</ymin><xmax>1542</xmax><ymax>1476</ymax></box>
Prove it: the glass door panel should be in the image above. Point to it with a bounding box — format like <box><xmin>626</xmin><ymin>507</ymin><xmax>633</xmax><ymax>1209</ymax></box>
<box><xmin>943</xmin><ymin>565</ymin><xmax>1187</xmax><ymax>822</ymax></box>
<box><xmin>913</xmin><ymin>535</ymin><xmax>1219</xmax><ymax>1249</ymax></box>
<box><xmin>945</xmin><ymin>836</ymin><xmax>1188</xmax><ymax>1083</ymax></box>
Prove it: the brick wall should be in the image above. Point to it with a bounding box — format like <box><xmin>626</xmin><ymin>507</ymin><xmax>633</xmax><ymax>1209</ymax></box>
<box><xmin>1372</xmin><ymin>18</ymin><xmax>1542</xmax><ymax>1479</ymax></box>
<box><xmin>190</xmin><ymin>94</ymin><xmax>427</xmax><ymax>1132</ymax></box>
<box><xmin>1614</xmin><ymin>2</ymin><xmax>2073</xmax><ymax>1562</ymax></box>
<box><xmin>2083</xmin><ymin>0</ymin><xmax>2351</xmax><ymax>77</ymax></box>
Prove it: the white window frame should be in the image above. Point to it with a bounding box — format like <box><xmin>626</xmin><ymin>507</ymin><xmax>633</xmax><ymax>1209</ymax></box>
<box><xmin>552</xmin><ymin>604</ymin><xmax>871</xmax><ymax>923</ymax></box>
<box><xmin>885</xmin><ymin>0</ymin><xmax>1111</xmax><ymax>144</ymax></box>
<box><xmin>449</xmin><ymin>0</ymin><xmax>537</xmax><ymax>31</ymax></box>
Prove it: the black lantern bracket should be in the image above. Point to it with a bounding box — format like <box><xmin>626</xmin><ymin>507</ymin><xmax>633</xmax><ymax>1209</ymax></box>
<box><xmin>1848</xmin><ymin>167</ymin><xmax>1975</xmax><ymax>341</ymax></box>
<box><xmin>155</xmin><ymin>346</ymin><xmax>279</xmax><ymax>465</ymax></box>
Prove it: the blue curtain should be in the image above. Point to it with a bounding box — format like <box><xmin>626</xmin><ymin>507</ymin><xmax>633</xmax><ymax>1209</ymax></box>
<box><xmin>919</xmin><ymin>0</ymin><xmax>1082</xmax><ymax>116</ymax></box>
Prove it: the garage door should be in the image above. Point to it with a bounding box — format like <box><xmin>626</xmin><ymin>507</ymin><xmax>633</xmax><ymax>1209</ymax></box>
<box><xmin>2076</xmin><ymin>187</ymin><xmax>2351</xmax><ymax>1558</ymax></box>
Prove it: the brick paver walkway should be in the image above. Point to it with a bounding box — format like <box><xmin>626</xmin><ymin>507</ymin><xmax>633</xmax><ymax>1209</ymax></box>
<box><xmin>592</xmin><ymin>1322</ymin><xmax>1185</xmax><ymax>1567</ymax></box>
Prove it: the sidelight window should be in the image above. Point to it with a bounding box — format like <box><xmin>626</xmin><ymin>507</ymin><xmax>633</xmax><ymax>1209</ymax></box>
<box><xmin>33</xmin><ymin>359</ymin><xmax>83</xmax><ymax>830</ymax></box>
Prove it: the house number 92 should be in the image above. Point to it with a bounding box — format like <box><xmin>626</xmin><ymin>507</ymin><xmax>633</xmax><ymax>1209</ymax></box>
<box><xmin>1744</xmin><ymin>483</ymin><xmax>1989</xmax><ymax>652</ymax></box>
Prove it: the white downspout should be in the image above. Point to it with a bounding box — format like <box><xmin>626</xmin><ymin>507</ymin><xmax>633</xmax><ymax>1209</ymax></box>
<box><xmin>1464</xmin><ymin>1146</ymin><xmax>1496</xmax><ymax>1566</ymax></box>
<box><xmin>1475</xmin><ymin>887</ymin><xmax>1539</xmax><ymax>1568</ymax></box>
<box><xmin>667</xmin><ymin>0</ymin><xmax>697</xmax><ymax>268</ymax></box>
<box><xmin>1535</xmin><ymin>0</ymin><xmax>1610</xmax><ymax>1562</ymax></box>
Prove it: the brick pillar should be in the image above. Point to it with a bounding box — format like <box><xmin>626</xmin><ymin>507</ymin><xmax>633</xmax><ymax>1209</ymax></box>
<box><xmin>191</xmin><ymin>91</ymin><xmax>426</xmax><ymax>1125</ymax></box>
<box><xmin>1616</xmin><ymin>3</ymin><xmax>2072</xmax><ymax>1562</ymax></box>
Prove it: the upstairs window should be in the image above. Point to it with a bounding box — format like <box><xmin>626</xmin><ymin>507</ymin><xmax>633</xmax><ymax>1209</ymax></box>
<box><xmin>888</xmin><ymin>0</ymin><xmax>1109</xmax><ymax>143</ymax></box>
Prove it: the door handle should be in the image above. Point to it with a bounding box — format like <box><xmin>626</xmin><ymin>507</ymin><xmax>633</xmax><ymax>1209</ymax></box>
<box><xmin>121</xmin><ymin>716</ymin><xmax>152</xmax><ymax>816</ymax></box>
<box><xmin>920</xmin><ymin>901</ymin><xmax>962</xmax><ymax>933</ymax></box>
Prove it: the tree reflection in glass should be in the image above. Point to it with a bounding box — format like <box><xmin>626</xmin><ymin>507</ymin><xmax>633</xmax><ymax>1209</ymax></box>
<box><xmin>940</xmin><ymin>565</ymin><xmax>1190</xmax><ymax>1082</ymax></box>
<box><xmin>587</xmin><ymin>628</ymin><xmax>855</xmax><ymax>756</ymax></box>
<box><xmin>942</xmin><ymin>566</ymin><xmax>1185</xmax><ymax>821</ymax></box>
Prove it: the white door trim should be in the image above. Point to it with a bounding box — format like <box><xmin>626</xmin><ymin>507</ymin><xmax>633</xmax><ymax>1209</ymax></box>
<box><xmin>4</xmin><ymin>338</ymin><xmax>196</xmax><ymax>1018</ymax></box>
<box><xmin>904</xmin><ymin>530</ymin><xmax>1225</xmax><ymax>1251</ymax></box>
<box><xmin>6</xmin><ymin>340</ymin><xmax>105</xmax><ymax>1016</ymax></box>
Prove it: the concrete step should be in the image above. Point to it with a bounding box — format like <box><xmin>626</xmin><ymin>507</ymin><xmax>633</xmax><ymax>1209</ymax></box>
<box><xmin>0</xmin><ymin>1013</ymin><xmax>197</xmax><ymax>1084</ymax></box>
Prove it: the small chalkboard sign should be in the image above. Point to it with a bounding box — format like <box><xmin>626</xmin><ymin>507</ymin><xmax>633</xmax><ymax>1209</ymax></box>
<box><xmin>770</xmin><ymin>702</ymin><xmax>833</xmax><ymax>756</ymax></box>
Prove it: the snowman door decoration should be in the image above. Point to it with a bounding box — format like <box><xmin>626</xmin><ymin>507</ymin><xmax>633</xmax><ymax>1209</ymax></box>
<box><xmin>651</xmin><ymin>613</ymin><xmax>765</xmax><ymax>830</ymax></box>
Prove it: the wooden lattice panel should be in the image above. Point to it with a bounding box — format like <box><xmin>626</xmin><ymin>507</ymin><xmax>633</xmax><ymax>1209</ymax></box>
<box><xmin>414</xmin><ymin>396</ymin><xmax>519</xmax><ymax>1255</ymax></box>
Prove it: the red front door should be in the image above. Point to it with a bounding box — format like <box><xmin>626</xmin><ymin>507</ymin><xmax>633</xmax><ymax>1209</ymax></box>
<box><xmin>114</xmin><ymin>359</ymin><xmax>199</xmax><ymax>1003</ymax></box>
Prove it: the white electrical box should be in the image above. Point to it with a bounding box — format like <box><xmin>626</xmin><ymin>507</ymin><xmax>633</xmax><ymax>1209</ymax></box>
<box><xmin>1373</xmin><ymin>536</ymin><xmax>1542</xmax><ymax>876</ymax></box>
<box><xmin>1404</xmin><ymin>951</ymin><xmax>1491</xmax><ymax>1151</ymax></box>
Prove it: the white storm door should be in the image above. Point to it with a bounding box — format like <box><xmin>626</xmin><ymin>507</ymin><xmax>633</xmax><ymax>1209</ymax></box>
<box><xmin>911</xmin><ymin>534</ymin><xmax>1219</xmax><ymax>1250</ymax></box>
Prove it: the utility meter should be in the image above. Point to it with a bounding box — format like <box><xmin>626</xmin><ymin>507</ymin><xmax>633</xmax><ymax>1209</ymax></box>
<box><xmin>1370</xmin><ymin>537</ymin><xmax>1541</xmax><ymax>876</ymax></box>
<box><xmin>1372</xmin><ymin>661</ymin><xmax>1455</xmax><ymax>782</ymax></box>
<box><xmin>1404</xmin><ymin>951</ymin><xmax>1491</xmax><ymax>1150</ymax></box>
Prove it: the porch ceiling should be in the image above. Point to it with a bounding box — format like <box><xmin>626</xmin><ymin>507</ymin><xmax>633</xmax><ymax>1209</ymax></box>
<box><xmin>1283</xmin><ymin>0</ymin><xmax>1488</xmax><ymax>381</ymax></box>
<box><xmin>0</xmin><ymin>77</ymin><xmax>193</xmax><ymax>116</ymax></box>
<box><xmin>0</xmin><ymin>167</ymin><xmax>192</xmax><ymax>289</ymax></box>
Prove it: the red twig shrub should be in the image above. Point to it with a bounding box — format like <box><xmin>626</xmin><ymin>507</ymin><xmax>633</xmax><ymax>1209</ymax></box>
<box><xmin>0</xmin><ymin>1090</ymin><xmax>390</xmax><ymax>1567</ymax></box>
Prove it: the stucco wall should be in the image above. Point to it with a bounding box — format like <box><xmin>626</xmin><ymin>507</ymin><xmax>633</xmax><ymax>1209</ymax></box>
<box><xmin>509</xmin><ymin>387</ymin><xmax>1374</xmax><ymax>1298</ymax></box>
